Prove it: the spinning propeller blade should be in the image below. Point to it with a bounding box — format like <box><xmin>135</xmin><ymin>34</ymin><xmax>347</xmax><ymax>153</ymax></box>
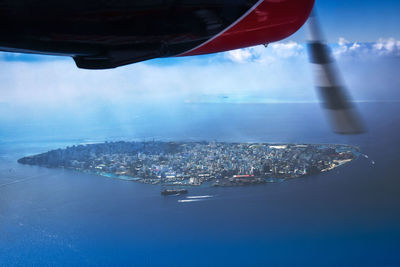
<box><xmin>307</xmin><ymin>10</ymin><xmax>365</xmax><ymax>134</ymax></box>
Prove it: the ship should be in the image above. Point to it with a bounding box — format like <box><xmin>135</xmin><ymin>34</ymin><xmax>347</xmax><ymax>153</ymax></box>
<box><xmin>161</xmin><ymin>189</ymin><xmax>188</xmax><ymax>196</ymax></box>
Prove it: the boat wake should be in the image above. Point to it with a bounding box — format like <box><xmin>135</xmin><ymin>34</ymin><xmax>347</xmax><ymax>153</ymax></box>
<box><xmin>178</xmin><ymin>195</ymin><xmax>214</xmax><ymax>203</ymax></box>
<box><xmin>186</xmin><ymin>195</ymin><xmax>213</xmax><ymax>199</ymax></box>
<box><xmin>178</xmin><ymin>199</ymin><xmax>203</xmax><ymax>203</ymax></box>
<box><xmin>362</xmin><ymin>154</ymin><xmax>375</xmax><ymax>166</ymax></box>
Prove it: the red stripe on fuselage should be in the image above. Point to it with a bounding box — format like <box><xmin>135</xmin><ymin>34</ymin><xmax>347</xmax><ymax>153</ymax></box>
<box><xmin>179</xmin><ymin>0</ymin><xmax>315</xmax><ymax>56</ymax></box>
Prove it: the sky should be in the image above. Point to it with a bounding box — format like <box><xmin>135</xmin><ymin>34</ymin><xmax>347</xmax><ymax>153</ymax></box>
<box><xmin>304</xmin><ymin>0</ymin><xmax>400</xmax><ymax>42</ymax></box>
<box><xmin>0</xmin><ymin>0</ymin><xmax>400</xmax><ymax>123</ymax></box>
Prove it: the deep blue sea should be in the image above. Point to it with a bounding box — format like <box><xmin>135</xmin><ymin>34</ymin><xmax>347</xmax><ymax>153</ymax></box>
<box><xmin>1</xmin><ymin>103</ymin><xmax>400</xmax><ymax>266</ymax></box>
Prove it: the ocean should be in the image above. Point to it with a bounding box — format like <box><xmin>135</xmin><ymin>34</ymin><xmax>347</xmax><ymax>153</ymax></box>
<box><xmin>1</xmin><ymin>103</ymin><xmax>400</xmax><ymax>266</ymax></box>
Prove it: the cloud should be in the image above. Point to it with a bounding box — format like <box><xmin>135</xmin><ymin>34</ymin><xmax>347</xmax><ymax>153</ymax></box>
<box><xmin>0</xmin><ymin>51</ymin><xmax>314</xmax><ymax>115</ymax></box>
<box><xmin>333</xmin><ymin>37</ymin><xmax>400</xmax><ymax>58</ymax></box>
<box><xmin>1</xmin><ymin>36</ymin><xmax>400</xmax><ymax>120</ymax></box>
<box><xmin>270</xmin><ymin>41</ymin><xmax>303</xmax><ymax>58</ymax></box>
<box><xmin>373</xmin><ymin>38</ymin><xmax>400</xmax><ymax>56</ymax></box>
<box><xmin>225</xmin><ymin>41</ymin><xmax>305</xmax><ymax>64</ymax></box>
<box><xmin>225</xmin><ymin>37</ymin><xmax>400</xmax><ymax>65</ymax></box>
<box><xmin>225</xmin><ymin>49</ymin><xmax>253</xmax><ymax>63</ymax></box>
<box><xmin>338</xmin><ymin>37</ymin><xmax>349</xmax><ymax>46</ymax></box>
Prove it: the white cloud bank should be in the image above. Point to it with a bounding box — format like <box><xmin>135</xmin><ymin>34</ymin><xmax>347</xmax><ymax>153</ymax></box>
<box><xmin>373</xmin><ymin>38</ymin><xmax>400</xmax><ymax>56</ymax></box>
<box><xmin>270</xmin><ymin>41</ymin><xmax>304</xmax><ymax>58</ymax></box>
<box><xmin>225</xmin><ymin>38</ymin><xmax>400</xmax><ymax>64</ymax></box>
<box><xmin>225</xmin><ymin>41</ymin><xmax>304</xmax><ymax>64</ymax></box>
<box><xmin>333</xmin><ymin>37</ymin><xmax>400</xmax><ymax>58</ymax></box>
<box><xmin>225</xmin><ymin>49</ymin><xmax>253</xmax><ymax>63</ymax></box>
<box><xmin>1</xmin><ymin>37</ymin><xmax>400</xmax><ymax>119</ymax></box>
<box><xmin>0</xmin><ymin>56</ymin><xmax>313</xmax><ymax>111</ymax></box>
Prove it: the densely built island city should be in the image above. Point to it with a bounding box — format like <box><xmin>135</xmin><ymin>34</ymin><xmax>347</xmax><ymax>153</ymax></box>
<box><xmin>18</xmin><ymin>141</ymin><xmax>359</xmax><ymax>189</ymax></box>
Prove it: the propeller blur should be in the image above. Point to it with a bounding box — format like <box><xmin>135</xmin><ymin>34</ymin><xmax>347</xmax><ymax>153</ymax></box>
<box><xmin>307</xmin><ymin>11</ymin><xmax>365</xmax><ymax>134</ymax></box>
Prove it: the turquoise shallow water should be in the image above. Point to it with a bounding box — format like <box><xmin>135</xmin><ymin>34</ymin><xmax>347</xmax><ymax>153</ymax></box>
<box><xmin>1</xmin><ymin>103</ymin><xmax>400</xmax><ymax>266</ymax></box>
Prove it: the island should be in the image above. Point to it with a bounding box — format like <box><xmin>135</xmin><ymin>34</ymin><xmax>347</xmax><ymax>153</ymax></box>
<box><xmin>18</xmin><ymin>141</ymin><xmax>359</xmax><ymax>187</ymax></box>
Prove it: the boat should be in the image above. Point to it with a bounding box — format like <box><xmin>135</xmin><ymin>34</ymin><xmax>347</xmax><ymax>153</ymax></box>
<box><xmin>161</xmin><ymin>189</ymin><xmax>188</xmax><ymax>196</ymax></box>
